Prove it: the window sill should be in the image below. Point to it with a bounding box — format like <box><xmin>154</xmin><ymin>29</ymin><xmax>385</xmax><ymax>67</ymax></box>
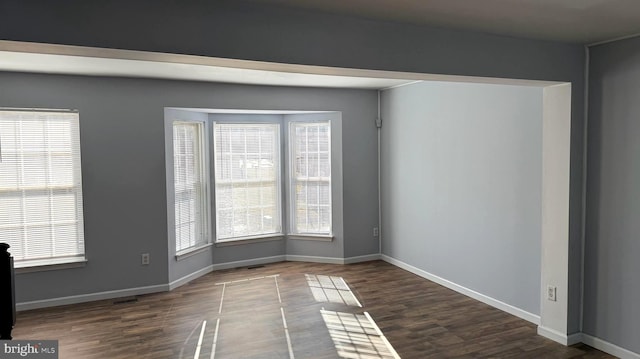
<box><xmin>176</xmin><ymin>243</ymin><xmax>213</xmax><ymax>261</ymax></box>
<box><xmin>215</xmin><ymin>235</ymin><xmax>284</xmax><ymax>247</ymax></box>
<box><xmin>287</xmin><ymin>234</ymin><xmax>334</xmax><ymax>242</ymax></box>
<box><xmin>15</xmin><ymin>258</ymin><xmax>87</xmax><ymax>274</ymax></box>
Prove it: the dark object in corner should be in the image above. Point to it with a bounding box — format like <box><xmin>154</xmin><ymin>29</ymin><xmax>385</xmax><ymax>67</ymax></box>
<box><xmin>0</xmin><ymin>243</ymin><xmax>16</xmax><ymax>339</ymax></box>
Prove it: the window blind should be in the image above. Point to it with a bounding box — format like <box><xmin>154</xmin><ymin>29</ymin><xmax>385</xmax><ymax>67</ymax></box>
<box><xmin>173</xmin><ymin>121</ymin><xmax>208</xmax><ymax>252</ymax></box>
<box><xmin>214</xmin><ymin>123</ymin><xmax>281</xmax><ymax>241</ymax></box>
<box><xmin>0</xmin><ymin>110</ymin><xmax>85</xmax><ymax>267</ymax></box>
<box><xmin>290</xmin><ymin>121</ymin><xmax>332</xmax><ymax>235</ymax></box>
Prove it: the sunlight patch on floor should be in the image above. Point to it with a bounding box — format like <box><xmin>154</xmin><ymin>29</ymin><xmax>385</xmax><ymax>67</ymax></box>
<box><xmin>306</xmin><ymin>274</ymin><xmax>362</xmax><ymax>307</ymax></box>
<box><xmin>321</xmin><ymin>310</ymin><xmax>400</xmax><ymax>359</ymax></box>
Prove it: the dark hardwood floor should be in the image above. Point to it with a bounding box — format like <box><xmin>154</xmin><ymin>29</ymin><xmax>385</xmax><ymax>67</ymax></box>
<box><xmin>12</xmin><ymin>260</ymin><xmax>612</xmax><ymax>358</ymax></box>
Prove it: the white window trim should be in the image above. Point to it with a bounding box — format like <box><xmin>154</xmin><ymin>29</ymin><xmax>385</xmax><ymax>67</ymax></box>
<box><xmin>214</xmin><ymin>234</ymin><xmax>284</xmax><ymax>247</ymax></box>
<box><xmin>175</xmin><ymin>242</ymin><xmax>213</xmax><ymax>261</ymax></box>
<box><xmin>0</xmin><ymin>108</ymin><xmax>87</xmax><ymax>268</ymax></box>
<box><xmin>15</xmin><ymin>257</ymin><xmax>87</xmax><ymax>274</ymax></box>
<box><xmin>287</xmin><ymin>234</ymin><xmax>334</xmax><ymax>242</ymax></box>
<box><xmin>212</xmin><ymin>121</ymin><xmax>283</xmax><ymax>243</ymax></box>
<box><xmin>173</xmin><ymin>120</ymin><xmax>211</xmax><ymax>252</ymax></box>
<box><xmin>287</xmin><ymin>120</ymin><xmax>333</xmax><ymax>237</ymax></box>
<box><xmin>166</xmin><ymin>110</ymin><xmax>343</xmax><ymax>249</ymax></box>
<box><xmin>165</xmin><ymin>110</ymin><xmax>212</xmax><ymax>259</ymax></box>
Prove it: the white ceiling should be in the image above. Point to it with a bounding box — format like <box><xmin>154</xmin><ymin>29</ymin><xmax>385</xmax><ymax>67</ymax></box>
<box><xmin>249</xmin><ymin>0</ymin><xmax>640</xmax><ymax>44</ymax></box>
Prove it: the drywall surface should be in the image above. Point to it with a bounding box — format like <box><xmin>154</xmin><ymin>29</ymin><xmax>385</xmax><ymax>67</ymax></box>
<box><xmin>0</xmin><ymin>0</ymin><xmax>581</xmax><ymax>81</ymax></box>
<box><xmin>0</xmin><ymin>0</ymin><xmax>584</xmax><ymax>329</ymax></box>
<box><xmin>539</xmin><ymin>84</ymin><xmax>572</xmax><ymax>335</ymax></box>
<box><xmin>1</xmin><ymin>71</ymin><xmax>377</xmax><ymax>302</ymax></box>
<box><xmin>381</xmin><ymin>81</ymin><xmax>543</xmax><ymax>315</ymax></box>
<box><xmin>584</xmin><ymin>38</ymin><xmax>640</xmax><ymax>354</ymax></box>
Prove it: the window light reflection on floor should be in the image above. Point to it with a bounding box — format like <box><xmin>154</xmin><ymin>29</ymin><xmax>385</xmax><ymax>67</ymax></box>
<box><xmin>305</xmin><ymin>274</ymin><xmax>362</xmax><ymax>307</ymax></box>
<box><xmin>321</xmin><ymin>310</ymin><xmax>400</xmax><ymax>359</ymax></box>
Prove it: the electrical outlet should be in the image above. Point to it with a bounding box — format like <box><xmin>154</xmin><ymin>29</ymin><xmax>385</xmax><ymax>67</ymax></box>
<box><xmin>141</xmin><ymin>253</ymin><xmax>150</xmax><ymax>265</ymax></box>
<box><xmin>547</xmin><ymin>285</ymin><xmax>557</xmax><ymax>302</ymax></box>
<box><xmin>373</xmin><ymin>227</ymin><xmax>379</xmax><ymax>237</ymax></box>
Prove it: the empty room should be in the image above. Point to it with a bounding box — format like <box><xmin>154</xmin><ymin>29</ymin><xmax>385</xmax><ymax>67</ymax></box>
<box><xmin>0</xmin><ymin>1</ymin><xmax>639</xmax><ymax>358</ymax></box>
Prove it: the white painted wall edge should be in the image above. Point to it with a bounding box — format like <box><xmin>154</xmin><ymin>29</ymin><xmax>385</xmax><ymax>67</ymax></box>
<box><xmin>381</xmin><ymin>254</ymin><xmax>541</xmax><ymax>325</ymax></box>
<box><xmin>582</xmin><ymin>334</ymin><xmax>640</xmax><ymax>359</ymax></box>
<box><xmin>16</xmin><ymin>283</ymin><xmax>169</xmax><ymax>311</ymax></box>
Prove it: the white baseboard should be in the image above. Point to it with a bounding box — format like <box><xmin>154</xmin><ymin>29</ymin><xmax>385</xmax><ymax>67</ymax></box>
<box><xmin>567</xmin><ymin>332</ymin><xmax>583</xmax><ymax>346</ymax></box>
<box><xmin>285</xmin><ymin>254</ymin><xmax>344</xmax><ymax>264</ymax></box>
<box><xmin>170</xmin><ymin>255</ymin><xmax>289</xmax><ymax>289</ymax></box>
<box><xmin>168</xmin><ymin>253</ymin><xmax>381</xmax><ymax>290</ymax></box>
<box><xmin>286</xmin><ymin>253</ymin><xmax>381</xmax><ymax>264</ymax></box>
<box><xmin>537</xmin><ymin>326</ymin><xmax>574</xmax><ymax>345</ymax></box>
<box><xmin>16</xmin><ymin>254</ymin><xmax>374</xmax><ymax>311</ymax></box>
<box><xmin>169</xmin><ymin>265</ymin><xmax>214</xmax><ymax>290</ymax></box>
<box><xmin>16</xmin><ymin>255</ymin><xmax>286</xmax><ymax>311</ymax></box>
<box><xmin>15</xmin><ymin>252</ymin><xmax>640</xmax><ymax>359</ymax></box>
<box><xmin>16</xmin><ymin>283</ymin><xmax>169</xmax><ymax>311</ymax></box>
<box><xmin>343</xmin><ymin>254</ymin><xmax>381</xmax><ymax>264</ymax></box>
<box><xmin>211</xmin><ymin>255</ymin><xmax>286</xmax><ymax>271</ymax></box>
<box><xmin>582</xmin><ymin>334</ymin><xmax>640</xmax><ymax>359</ymax></box>
<box><xmin>381</xmin><ymin>254</ymin><xmax>540</xmax><ymax>325</ymax></box>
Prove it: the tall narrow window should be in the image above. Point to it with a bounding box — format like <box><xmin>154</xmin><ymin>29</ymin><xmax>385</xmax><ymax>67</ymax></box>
<box><xmin>0</xmin><ymin>110</ymin><xmax>85</xmax><ymax>267</ymax></box>
<box><xmin>290</xmin><ymin>121</ymin><xmax>332</xmax><ymax>235</ymax></box>
<box><xmin>173</xmin><ymin>121</ymin><xmax>209</xmax><ymax>252</ymax></box>
<box><xmin>214</xmin><ymin>123</ymin><xmax>281</xmax><ymax>241</ymax></box>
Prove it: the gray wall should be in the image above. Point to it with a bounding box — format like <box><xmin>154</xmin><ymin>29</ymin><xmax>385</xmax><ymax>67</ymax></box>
<box><xmin>1</xmin><ymin>71</ymin><xmax>377</xmax><ymax>302</ymax></box>
<box><xmin>585</xmin><ymin>37</ymin><xmax>640</xmax><ymax>354</ymax></box>
<box><xmin>0</xmin><ymin>0</ymin><xmax>585</xmax><ymax>331</ymax></box>
<box><xmin>381</xmin><ymin>81</ymin><xmax>543</xmax><ymax>315</ymax></box>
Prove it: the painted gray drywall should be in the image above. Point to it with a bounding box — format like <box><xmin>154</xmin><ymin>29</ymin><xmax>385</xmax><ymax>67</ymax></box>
<box><xmin>1</xmin><ymin>71</ymin><xmax>377</xmax><ymax>302</ymax></box>
<box><xmin>381</xmin><ymin>81</ymin><xmax>543</xmax><ymax>315</ymax></box>
<box><xmin>584</xmin><ymin>38</ymin><xmax>640</xmax><ymax>354</ymax></box>
<box><xmin>0</xmin><ymin>0</ymin><xmax>585</xmax><ymax>330</ymax></box>
<box><xmin>0</xmin><ymin>0</ymin><xmax>581</xmax><ymax>79</ymax></box>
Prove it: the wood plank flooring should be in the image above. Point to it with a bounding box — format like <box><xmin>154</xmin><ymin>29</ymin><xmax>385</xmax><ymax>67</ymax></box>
<box><xmin>12</xmin><ymin>260</ymin><xmax>612</xmax><ymax>358</ymax></box>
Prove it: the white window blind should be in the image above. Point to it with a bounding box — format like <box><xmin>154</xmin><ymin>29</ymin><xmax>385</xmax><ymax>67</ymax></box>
<box><xmin>173</xmin><ymin>121</ymin><xmax>209</xmax><ymax>252</ymax></box>
<box><xmin>290</xmin><ymin>121</ymin><xmax>332</xmax><ymax>235</ymax></box>
<box><xmin>214</xmin><ymin>123</ymin><xmax>281</xmax><ymax>241</ymax></box>
<box><xmin>0</xmin><ymin>110</ymin><xmax>85</xmax><ymax>267</ymax></box>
